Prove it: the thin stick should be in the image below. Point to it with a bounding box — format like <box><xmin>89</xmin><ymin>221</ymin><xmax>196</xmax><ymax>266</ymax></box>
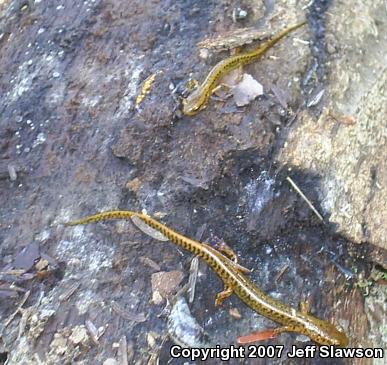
<box><xmin>4</xmin><ymin>290</ymin><xmax>31</xmax><ymax>327</ymax></box>
<box><xmin>286</xmin><ymin>176</ymin><xmax>324</xmax><ymax>222</ymax></box>
<box><xmin>59</xmin><ymin>282</ymin><xmax>81</xmax><ymax>302</ymax></box>
<box><xmin>275</xmin><ymin>264</ymin><xmax>289</xmax><ymax>283</ymax></box>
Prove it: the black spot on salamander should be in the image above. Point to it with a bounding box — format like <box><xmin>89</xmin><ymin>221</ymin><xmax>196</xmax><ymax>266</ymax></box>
<box><xmin>213</xmin><ymin>263</ymin><xmax>221</xmax><ymax>271</ymax></box>
<box><xmin>220</xmin><ymin>268</ymin><xmax>227</xmax><ymax>276</ymax></box>
<box><xmin>238</xmin><ymin>291</ymin><xmax>249</xmax><ymax>300</ymax></box>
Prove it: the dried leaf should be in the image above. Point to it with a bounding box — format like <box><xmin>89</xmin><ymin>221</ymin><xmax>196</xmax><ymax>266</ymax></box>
<box><xmin>131</xmin><ymin>216</ymin><xmax>168</xmax><ymax>241</ymax></box>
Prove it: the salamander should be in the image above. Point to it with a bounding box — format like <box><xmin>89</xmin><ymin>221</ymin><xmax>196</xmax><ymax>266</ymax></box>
<box><xmin>182</xmin><ymin>22</ymin><xmax>306</xmax><ymax>116</ymax></box>
<box><xmin>66</xmin><ymin>210</ymin><xmax>348</xmax><ymax>347</ymax></box>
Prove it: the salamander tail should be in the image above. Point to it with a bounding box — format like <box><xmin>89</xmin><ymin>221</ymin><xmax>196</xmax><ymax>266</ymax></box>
<box><xmin>65</xmin><ymin>210</ymin><xmax>137</xmax><ymax>226</ymax></box>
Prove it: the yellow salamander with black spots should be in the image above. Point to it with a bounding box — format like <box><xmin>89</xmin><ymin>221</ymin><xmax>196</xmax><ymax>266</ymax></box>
<box><xmin>182</xmin><ymin>22</ymin><xmax>306</xmax><ymax>116</ymax></box>
<box><xmin>66</xmin><ymin>210</ymin><xmax>348</xmax><ymax>347</ymax></box>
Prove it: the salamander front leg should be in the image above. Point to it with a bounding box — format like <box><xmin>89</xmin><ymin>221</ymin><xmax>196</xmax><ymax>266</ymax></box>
<box><xmin>215</xmin><ymin>287</ymin><xmax>233</xmax><ymax>307</ymax></box>
<box><xmin>211</xmin><ymin>64</ymin><xmax>243</xmax><ymax>99</ymax></box>
<box><xmin>211</xmin><ymin>83</ymin><xmax>232</xmax><ymax>95</ymax></box>
<box><xmin>186</xmin><ymin>78</ymin><xmax>199</xmax><ymax>91</ymax></box>
<box><xmin>300</xmin><ymin>300</ymin><xmax>311</xmax><ymax>314</ymax></box>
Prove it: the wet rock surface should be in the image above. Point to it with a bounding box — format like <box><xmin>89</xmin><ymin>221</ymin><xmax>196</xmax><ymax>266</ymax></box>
<box><xmin>0</xmin><ymin>0</ymin><xmax>386</xmax><ymax>364</ymax></box>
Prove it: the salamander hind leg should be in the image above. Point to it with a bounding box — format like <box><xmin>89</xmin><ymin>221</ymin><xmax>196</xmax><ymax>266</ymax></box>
<box><xmin>215</xmin><ymin>242</ymin><xmax>252</xmax><ymax>274</ymax></box>
<box><xmin>216</xmin><ymin>241</ymin><xmax>238</xmax><ymax>263</ymax></box>
<box><xmin>215</xmin><ymin>287</ymin><xmax>233</xmax><ymax>307</ymax></box>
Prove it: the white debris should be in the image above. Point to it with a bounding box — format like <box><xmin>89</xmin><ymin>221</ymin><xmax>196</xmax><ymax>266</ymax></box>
<box><xmin>32</xmin><ymin>132</ymin><xmax>47</xmax><ymax>148</ymax></box>
<box><xmin>232</xmin><ymin>73</ymin><xmax>263</xmax><ymax>107</ymax></box>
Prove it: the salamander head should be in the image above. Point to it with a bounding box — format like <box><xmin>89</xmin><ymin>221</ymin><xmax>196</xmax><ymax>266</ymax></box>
<box><xmin>182</xmin><ymin>89</ymin><xmax>208</xmax><ymax>116</ymax></box>
<box><xmin>303</xmin><ymin>315</ymin><xmax>349</xmax><ymax>347</ymax></box>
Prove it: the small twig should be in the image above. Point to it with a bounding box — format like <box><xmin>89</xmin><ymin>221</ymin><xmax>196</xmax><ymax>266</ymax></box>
<box><xmin>275</xmin><ymin>264</ymin><xmax>289</xmax><ymax>283</ymax></box>
<box><xmin>0</xmin><ymin>283</ymin><xmax>27</xmax><ymax>293</ymax></box>
<box><xmin>4</xmin><ymin>290</ymin><xmax>31</xmax><ymax>327</ymax></box>
<box><xmin>286</xmin><ymin>176</ymin><xmax>324</xmax><ymax>222</ymax></box>
<box><xmin>59</xmin><ymin>282</ymin><xmax>81</xmax><ymax>302</ymax></box>
<box><xmin>0</xmin><ymin>269</ymin><xmax>26</xmax><ymax>277</ymax></box>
